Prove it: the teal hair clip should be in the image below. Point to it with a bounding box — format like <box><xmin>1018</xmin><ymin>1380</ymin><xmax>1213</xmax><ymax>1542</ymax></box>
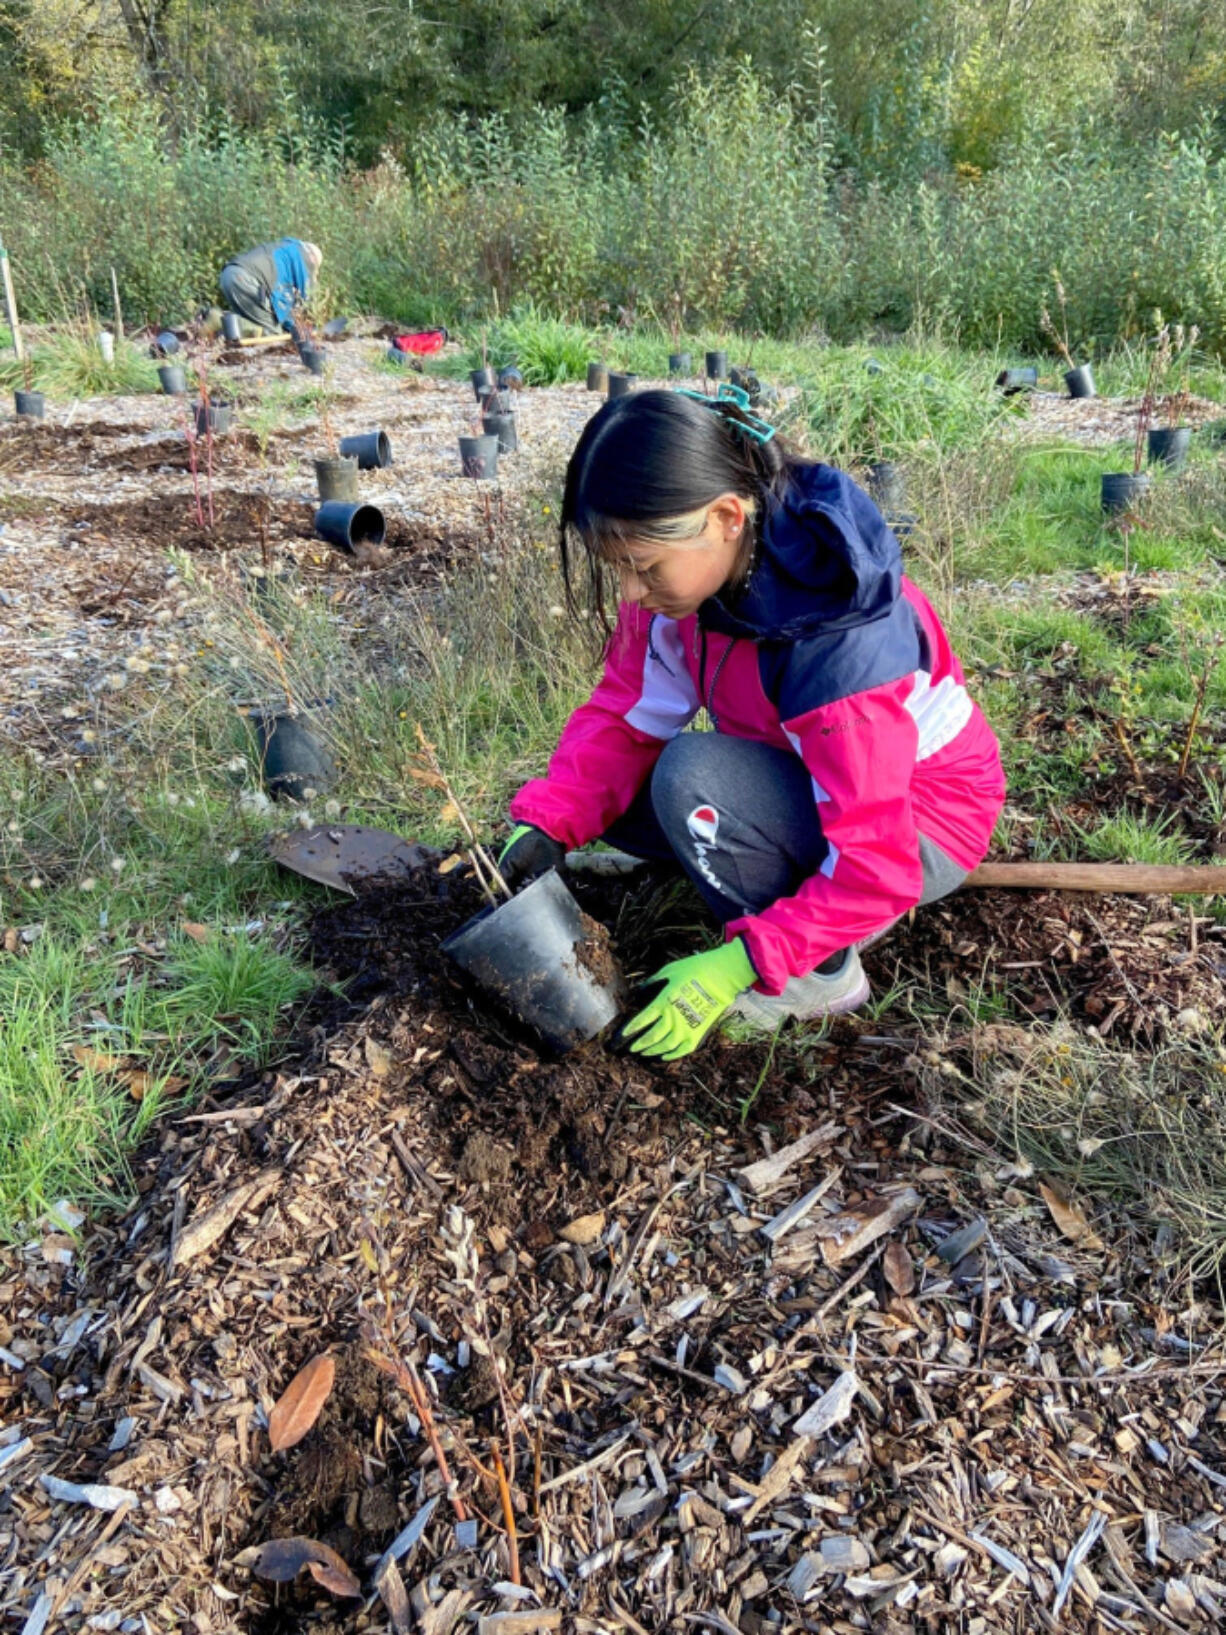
<box><xmin>673</xmin><ymin>382</ymin><xmax>776</xmax><ymax>445</ymax></box>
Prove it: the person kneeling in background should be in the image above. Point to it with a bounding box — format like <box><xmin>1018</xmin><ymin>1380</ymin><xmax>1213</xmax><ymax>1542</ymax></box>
<box><xmin>219</xmin><ymin>238</ymin><xmax>322</xmax><ymax>340</ymax></box>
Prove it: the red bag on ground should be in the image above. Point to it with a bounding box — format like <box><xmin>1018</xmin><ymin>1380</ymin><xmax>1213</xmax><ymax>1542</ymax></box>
<box><xmin>392</xmin><ymin>328</ymin><xmax>448</xmax><ymax>356</ymax></box>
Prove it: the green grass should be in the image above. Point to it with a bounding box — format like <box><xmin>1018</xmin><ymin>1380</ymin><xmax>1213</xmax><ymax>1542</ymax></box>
<box><xmin>0</xmin><ymin>333</ymin><xmax>160</xmax><ymax>397</ymax></box>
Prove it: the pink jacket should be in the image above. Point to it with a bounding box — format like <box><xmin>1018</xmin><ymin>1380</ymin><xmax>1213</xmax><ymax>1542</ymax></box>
<box><xmin>511</xmin><ymin>463</ymin><xmax>1005</xmax><ymax>993</ymax></box>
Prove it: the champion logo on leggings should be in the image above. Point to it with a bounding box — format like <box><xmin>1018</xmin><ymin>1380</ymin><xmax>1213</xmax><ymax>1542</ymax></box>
<box><xmin>687</xmin><ymin>805</ymin><xmax>720</xmax><ymax>845</ymax></box>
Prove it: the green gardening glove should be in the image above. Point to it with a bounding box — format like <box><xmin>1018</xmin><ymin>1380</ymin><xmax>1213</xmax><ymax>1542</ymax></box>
<box><xmin>617</xmin><ymin>939</ymin><xmax>758</xmax><ymax>1061</ymax></box>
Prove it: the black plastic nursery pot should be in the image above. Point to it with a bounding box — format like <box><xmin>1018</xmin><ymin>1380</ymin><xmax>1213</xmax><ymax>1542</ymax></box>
<box><xmin>497</xmin><ymin>366</ymin><xmax>524</xmax><ymax>390</ymax></box>
<box><xmin>471</xmin><ymin>367</ymin><xmax>497</xmax><ymax>401</ymax></box>
<box><xmin>865</xmin><ymin>358</ymin><xmax>885</xmax><ymax>376</ymax></box>
<box><xmin>995</xmin><ymin>366</ymin><xmax>1038</xmax><ymax>394</ymax></box>
<box><xmin>339</xmin><ymin>430</ymin><xmax>392</xmax><ymax>469</ymax></box>
<box><xmin>386</xmin><ymin>346</ymin><xmax>412</xmax><ymax>366</ymax></box>
<box><xmin>867</xmin><ymin>460</ymin><xmax>906</xmax><ymax>515</ymax></box>
<box><xmin>315</xmin><ymin>454</ymin><xmax>360</xmax><ymax>504</ymax></box>
<box><xmin>1147</xmin><ymin>426</ymin><xmax>1192</xmax><ymax>471</ymax></box>
<box><xmin>482</xmin><ymin>412</ymin><xmax>518</xmax><ymax>454</ymax></box>
<box><xmin>14</xmin><ymin>390</ymin><xmax>44</xmax><ymax>420</ymax></box>
<box><xmin>586</xmin><ymin>361</ymin><xmax>608</xmax><ymax>392</ymax></box>
<box><xmin>1065</xmin><ymin>364</ymin><xmax>1095</xmax><ymax>399</ymax></box>
<box><xmin>668</xmin><ymin>352</ymin><xmax>692</xmax><ymax>375</ymax></box>
<box><xmin>314</xmin><ymin>501</ymin><xmax>386</xmax><ymax>553</ymax></box>
<box><xmin>301</xmin><ymin>347</ymin><xmax>328</xmax><ymax>376</ymax></box>
<box><xmin>730</xmin><ymin>366</ymin><xmax>762</xmax><ymax>402</ymax></box>
<box><xmin>158</xmin><ymin>364</ymin><xmax>187</xmax><ymax>396</ymax></box>
<box><xmin>705</xmin><ymin>350</ymin><xmax>728</xmax><ymax>379</ymax></box>
<box><xmin>155</xmin><ymin>331</ymin><xmax>180</xmax><ymax>357</ymax></box>
<box><xmin>254</xmin><ymin>711</ymin><xmax>336</xmax><ymax>803</ymax></box>
<box><xmin>481</xmin><ymin>388</ymin><xmax>513</xmax><ymax>415</ymax></box>
<box><xmin>195</xmin><ymin>401</ymin><xmax>233</xmax><ymax>436</ymax></box>
<box><xmin>1101</xmin><ymin>472</ymin><xmax>1150</xmax><ymax>514</ymax></box>
<box><xmin>459</xmin><ymin>434</ymin><xmax>500</xmax><ymax>479</ymax></box>
<box><xmin>607</xmin><ymin>372</ymin><xmax>637</xmax><ymax>399</ymax></box>
<box><xmin>441</xmin><ymin>869</ymin><xmax>627</xmax><ymax>1056</ymax></box>
<box><xmin>221</xmin><ymin>312</ymin><xmax>242</xmax><ymax>343</ymax></box>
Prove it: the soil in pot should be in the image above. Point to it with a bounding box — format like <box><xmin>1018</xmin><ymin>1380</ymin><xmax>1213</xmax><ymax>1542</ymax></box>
<box><xmin>442</xmin><ymin>870</ymin><xmax>626</xmax><ymax>1056</ymax></box>
<box><xmin>1147</xmin><ymin>426</ymin><xmax>1191</xmax><ymax>471</ymax></box>
<box><xmin>482</xmin><ymin>412</ymin><xmax>518</xmax><ymax>454</ymax></box>
<box><xmin>459</xmin><ymin>434</ymin><xmax>499</xmax><ymax>479</ymax></box>
<box><xmin>315</xmin><ymin>454</ymin><xmax>359</xmax><ymax>503</ymax></box>
<box><xmin>1101</xmin><ymin>472</ymin><xmax>1150</xmax><ymax>514</ymax></box>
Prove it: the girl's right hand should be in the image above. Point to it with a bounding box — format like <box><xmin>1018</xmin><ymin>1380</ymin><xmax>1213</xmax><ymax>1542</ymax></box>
<box><xmin>498</xmin><ymin>823</ymin><xmax>566</xmax><ymax>888</ymax></box>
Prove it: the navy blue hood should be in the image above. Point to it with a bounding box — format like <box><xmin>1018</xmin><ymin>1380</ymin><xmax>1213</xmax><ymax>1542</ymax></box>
<box><xmin>700</xmin><ymin>462</ymin><xmax>902</xmax><ymax>642</ymax></box>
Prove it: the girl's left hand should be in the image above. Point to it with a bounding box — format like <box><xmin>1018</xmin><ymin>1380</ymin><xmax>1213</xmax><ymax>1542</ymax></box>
<box><xmin>617</xmin><ymin>939</ymin><xmax>757</xmax><ymax>1061</ymax></box>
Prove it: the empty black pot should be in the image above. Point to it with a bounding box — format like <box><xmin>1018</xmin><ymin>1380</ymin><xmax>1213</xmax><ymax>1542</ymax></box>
<box><xmin>669</xmin><ymin>352</ymin><xmax>692</xmax><ymax>375</ymax></box>
<box><xmin>221</xmin><ymin>312</ymin><xmax>242</xmax><ymax>344</ymax></box>
<box><xmin>385</xmin><ymin>346</ymin><xmax>412</xmax><ymax>366</ymax></box>
<box><xmin>1147</xmin><ymin>426</ymin><xmax>1192</xmax><ymax>471</ymax></box>
<box><xmin>459</xmin><ymin>433</ymin><xmax>499</xmax><ymax>479</ymax></box>
<box><xmin>255</xmin><ymin>711</ymin><xmax>336</xmax><ymax>802</ymax></box>
<box><xmin>14</xmin><ymin>390</ymin><xmax>44</xmax><ymax>420</ymax></box>
<box><xmin>471</xmin><ymin>366</ymin><xmax>497</xmax><ymax>401</ymax></box>
<box><xmin>301</xmin><ymin>347</ymin><xmax>328</xmax><ymax>376</ymax></box>
<box><xmin>315</xmin><ymin>454</ymin><xmax>359</xmax><ymax>503</ymax></box>
<box><xmin>442</xmin><ymin>869</ymin><xmax>626</xmax><ymax>1055</ymax></box>
<box><xmin>498</xmin><ymin>366</ymin><xmax>524</xmax><ymax>390</ymax></box>
<box><xmin>1065</xmin><ymin>364</ymin><xmax>1095</xmax><ymax>399</ymax></box>
<box><xmin>314</xmin><ymin>501</ymin><xmax>386</xmax><ymax>553</ymax></box>
<box><xmin>607</xmin><ymin>372</ymin><xmax>637</xmax><ymax>399</ymax></box>
<box><xmin>705</xmin><ymin>350</ymin><xmax>728</xmax><ymax>379</ymax></box>
<box><xmin>155</xmin><ymin>331</ymin><xmax>180</xmax><ymax>357</ymax></box>
<box><xmin>158</xmin><ymin>364</ymin><xmax>187</xmax><ymax>396</ymax></box>
<box><xmin>339</xmin><ymin>430</ymin><xmax>392</xmax><ymax>469</ymax></box>
<box><xmin>586</xmin><ymin>361</ymin><xmax>608</xmax><ymax>392</ymax></box>
<box><xmin>1101</xmin><ymin>472</ymin><xmax>1150</xmax><ymax>514</ymax></box>
<box><xmin>730</xmin><ymin>366</ymin><xmax>762</xmax><ymax>402</ymax></box>
<box><xmin>996</xmin><ymin>367</ymin><xmax>1038</xmax><ymax>394</ymax></box>
<box><xmin>482</xmin><ymin>412</ymin><xmax>518</xmax><ymax>454</ymax></box>
<box><xmin>194</xmin><ymin>401</ymin><xmax>233</xmax><ymax>436</ymax></box>
<box><xmin>867</xmin><ymin>460</ymin><xmax>906</xmax><ymax>514</ymax></box>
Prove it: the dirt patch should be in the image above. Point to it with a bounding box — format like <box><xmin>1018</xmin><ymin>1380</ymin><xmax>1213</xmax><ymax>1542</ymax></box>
<box><xmin>63</xmin><ymin>490</ymin><xmax>316</xmax><ymax>554</ymax></box>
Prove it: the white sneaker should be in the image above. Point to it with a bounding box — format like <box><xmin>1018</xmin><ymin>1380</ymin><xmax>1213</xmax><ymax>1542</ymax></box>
<box><xmin>729</xmin><ymin>948</ymin><xmax>870</xmax><ymax>1032</ymax></box>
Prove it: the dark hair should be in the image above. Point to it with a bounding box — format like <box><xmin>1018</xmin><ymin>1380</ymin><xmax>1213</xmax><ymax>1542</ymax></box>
<box><xmin>559</xmin><ymin>389</ymin><xmax>795</xmax><ymax>628</ymax></box>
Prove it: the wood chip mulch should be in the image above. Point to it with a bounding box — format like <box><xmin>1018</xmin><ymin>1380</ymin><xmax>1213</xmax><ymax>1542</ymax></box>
<box><xmin>2</xmin><ymin>868</ymin><xmax>1224</xmax><ymax>1635</ymax></box>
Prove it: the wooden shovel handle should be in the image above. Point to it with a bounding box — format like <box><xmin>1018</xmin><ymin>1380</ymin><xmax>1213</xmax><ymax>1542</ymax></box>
<box><xmin>966</xmin><ymin>862</ymin><xmax>1226</xmax><ymax>894</ymax></box>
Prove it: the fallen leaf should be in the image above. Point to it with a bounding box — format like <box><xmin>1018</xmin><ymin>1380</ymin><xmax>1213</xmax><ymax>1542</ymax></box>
<box><xmin>181</xmin><ymin>921</ymin><xmax>211</xmax><ymax>943</ymax></box>
<box><xmin>307</xmin><ymin>1556</ymin><xmax>363</xmax><ymax>1598</ymax></box>
<box><xmin>365</xmin><ymin>1036</ymin><xmax>393</xmax><ymax>1078</ymax></box>
<box><xmin>559</xmin><ymin>1211</ymin><xmax>605</xmax><ymax>1246</ymax></box>
<box><xmin>438</xmin><ymin>801</ymin><xmax>461</xmax><ymax>825</ymax></box>
<box><xmin>268</xmin><ymin>1353</ymin><xmax>336</xmax><ymax>1452</ymax></box>
<box><xmin>882</xmin><ymin>1241</ymin><xmax>915</xmax><ymax>1296</ymax></box>
<box><xmin>1039</xmin><ymin>1182</ymin><xmax>1104</xmax><ymax>1249</ymax></box>
<box><xmin>245</xmin><ymin>1536</ymin><xmax>358</xmax><ymax>1592</ymax></box>
<box><xmin>72</xmin><ymin>1044</ymin><xmax>126</xmax><ymax>1074</ymax></box>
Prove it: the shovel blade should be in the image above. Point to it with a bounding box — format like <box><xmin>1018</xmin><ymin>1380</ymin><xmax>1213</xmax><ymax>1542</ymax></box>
<box><xmin>270</xmin><ymin>823</ymin><xmax>438</xmax><ymax>895</ymax></box>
